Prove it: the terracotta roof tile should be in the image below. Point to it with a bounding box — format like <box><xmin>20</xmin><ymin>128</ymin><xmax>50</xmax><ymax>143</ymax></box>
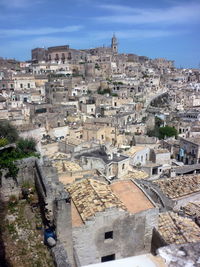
<box><xmin>158</xmin><ymin>212</ymin><xmax>200</xmax><ymax>244</ymax></box>
<box><xmin>153</xmin><ymin>174</ymin><xmax>200</xmax><ymax>199</ymax></box>
<box><xmin>66</xmin><ymin>179</ymin><xmax>126</xmax><ymax>222</ymax></box>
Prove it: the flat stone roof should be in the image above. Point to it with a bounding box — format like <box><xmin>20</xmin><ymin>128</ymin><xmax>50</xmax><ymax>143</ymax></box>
<box><xmin>174</xmin><ymin>164</ymin><xmax>200</xmax><ymax>174</ymax></box>
<box><xmin>77</xmin><ymin>149</ymin><xmax>129</xmax><ymax>164</ymax></box>
<box><xmin>110</xmin><ymin>180</ymin><xmax>155</xmax><ymax>214</ymax></box>
<box><xmin>154</xmin><ymin>149</ymin><xmax>170</xmax><ymax>154</ymax></box>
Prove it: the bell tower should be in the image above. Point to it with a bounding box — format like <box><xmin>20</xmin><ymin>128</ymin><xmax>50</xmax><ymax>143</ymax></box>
<box><xmin>111</xmin><ymin>34</ymin><xmax>118</xmax><ymax>54</ymax></box>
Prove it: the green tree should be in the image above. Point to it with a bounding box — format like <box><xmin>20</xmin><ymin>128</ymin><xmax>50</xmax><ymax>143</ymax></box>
<box><xmin>159</xmin><ymin>126</ymin><xmax>177</xmax><ymax>139</ymax></box>
<box><xmin>0</xmin><ymin>121</ymin><xmax>18</xmax><ymax>143</ymax></box>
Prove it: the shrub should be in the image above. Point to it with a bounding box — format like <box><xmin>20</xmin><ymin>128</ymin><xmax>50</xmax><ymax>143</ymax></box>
<box><xmin>17</xmin><ymin>138</ymin><xmax>36</xmax><ymax>154</ymax></box>
<box><xmin>0</xmin><ymin>121</ymin><xmax>18</xmax><ymax>143</ymax></box>
<box><xmin>0</xmin><ymin>138</ymin><xmax>9</xmax><ymax>147</ymax></box>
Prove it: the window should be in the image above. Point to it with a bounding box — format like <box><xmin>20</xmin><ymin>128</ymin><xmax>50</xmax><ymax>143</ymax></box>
<box><xmin>55</xmin><ymin>53</ymin><xmax>59</xmax><ymax>60</ymax></box>
<box><xmin>27</xmin><ymin>83</ymin><xmax>30</xmax><ymax>88</ymax></box>
<box><xmin>20</xmin><ymin>83</ymin><xmax>23</xmax><ymax>88</ymax></box>
<box><xmin>101</xmin><ymin>135</ymin><xmax>104</xmax><ymax>140</ymax></box>
<box><xmin>101</xmin><ymin>254</ymin><xmax>115</xmax><ymax>262</ymax></box>
<box><xmin>122</xmin><ymin>163</ymin><xmax>125</xmax><ymax>170</ymax></box>
<box><xmin>105</xmin><ymin>231</ymin><xmax>113</xmax><ymax>239</ymax></box>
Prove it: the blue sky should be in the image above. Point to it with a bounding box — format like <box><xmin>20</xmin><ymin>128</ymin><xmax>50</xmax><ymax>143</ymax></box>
<box><xmin>0</xmin><ymin>0</ymin><xmax>200</xmax><ymax>68</ymax></box>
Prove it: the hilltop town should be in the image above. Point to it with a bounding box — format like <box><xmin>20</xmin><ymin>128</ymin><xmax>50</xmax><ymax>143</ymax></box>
<box><xmin>1</xmin><ymin>36</ymin><xmax>200</xmax><ymax>267</ymax></box>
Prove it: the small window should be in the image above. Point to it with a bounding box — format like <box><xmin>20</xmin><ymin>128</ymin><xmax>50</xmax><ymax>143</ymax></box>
<box><xmin>105</xmin><ymin>231</ymin><xmax>113</xmax><ymax>239</ymax></box>
<box><xmin>20</xmin><ymin>83</ymin><xmax>23</xmax><ymax>88</ymax></box>
<box><xmin>122</xmin><ymin>163</ymin><xmax>125</xmax><ymax>170</ymax></box>
<box><xmin>27</xmin><ymin>83</ymin><xmax>30</xmax><ymax>88</ymax></box>
<box><xmin>101</xmin><ymin>254</ymin><xmax>115</xmax><ymax>262</ymax></box>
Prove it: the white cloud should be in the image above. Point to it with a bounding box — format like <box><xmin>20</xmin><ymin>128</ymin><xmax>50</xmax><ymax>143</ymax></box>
<box><xmin>0</xmin><ymin>25</ymin><xmax>83</xmax><ymax>38</ymax></box>
<box><xmin>97</xmin><ymin>2</ymin><xmax>200</xmax><ymax>24</ymax></box>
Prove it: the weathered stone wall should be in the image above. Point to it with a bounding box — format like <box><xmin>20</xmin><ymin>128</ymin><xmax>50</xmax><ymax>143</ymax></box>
<box><xmin>72</xmin><ymin>207</ymin><xmax>158</xmax><ymax>266</ymax></box>
<box><xmin>34</xmin><ymin>160</ymin><xmax>74</xmax><ymax>266</ymax></box>
<box><xmin>0</xmin><ymin>157</ymin><xmax>36</xmax><ymax>201</ymax></box>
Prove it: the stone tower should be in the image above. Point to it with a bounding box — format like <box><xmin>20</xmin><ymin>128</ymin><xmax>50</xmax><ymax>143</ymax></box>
<box><xmin>111</xmin><ymin>34</ymin><xmax>118</xmax><ymax>54</ymax></box>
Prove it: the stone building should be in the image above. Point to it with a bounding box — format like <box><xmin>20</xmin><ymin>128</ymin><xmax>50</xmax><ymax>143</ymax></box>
<box><xmin>178</xmin><ymin>137</ymin><xmax>200</xmax><ymax>164</ymax></box>
<box><xmin>31</xmin><ymin>48</ymin><xmax>47</xmax><ymax>62</ymax></box>
<box><xmin>66</xmin><ymin>178</ymin><xmax>158</xmax><ymax>266</ymax></box>
<box><xmin>75</xmin><ymin>146</ymin><xmax>130</xmax><ymax>179</ymax></box>
<box><xmin>32</xmin><ymin>45</ymin><xmax>86</xmax><ymax>64</ymax></box>
<box><xmin>124</xmin><ymin>146</ymin><xmax>150</xmax><ymax>167</ymax></box>
<box><xmin>82</xmin><ymin>125</ymin><xmax>116</xmax><ymax>145</ymax></box>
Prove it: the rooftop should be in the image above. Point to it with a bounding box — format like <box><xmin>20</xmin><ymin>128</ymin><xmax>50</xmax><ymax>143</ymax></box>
<box><xmin>153</xmin><ymin>174</ymin><xmax>200</xmax><ymax>199</ymax></box>
<box><xmin>110</xmin><ymin>180</ymin><xmax>155</xmax><ymax>214</ymax></box>
<box><xmin>122</xmin><ymin>170</ymin><xmax>149</xmax><ymax>180</ymax></box>
<box><xmin>52</xmin><ymin>160</ymin><xmax>82</xmax><ymax>173</ymax></box>
<box><xmin>134</xmin><ymin>135</ymin><xmax>158</xmax><ymax>145</ymax></box>
<box><xmin>66</xmin><ymin>179</ymin><xmax>126</xmax><ymax>223</ymax></box>
<box><xmin>182</xmin><ymin>201</ymin><xmax>200</xmax><ymax>218</ymax></box>
<box><xmin>158</xmin><ymin>212</ymin><xmax>200</xmax><ymax>245</ymax></box>
<box><xmin>77</xmin><ymin>149</ymin><xmax>129</xmax><ymax>164</ymax></box>
<box><xmin>66</xmin><ymin>137</ymin><xmax>83</xmax><ymax>146</ymax></box>
<box><xmin>158</xmin><ymin>242</ymin><xmax>200</xmax><ymax>267</ymax></box>
<box><xmin>154</xmin><ymin>149</ymin><xmax>170</xmax><ymax>154</ymax></box>
<box><xmin>181</xmin><ymin>136</ymin><xmax>200</xmax><ymax>145</ymax></box>
<box><xmin>125</xmin><ymin>146</ymin><xmax>146</xmax><ymax>157</ymax></box>
<box><xmin>174</xmin><ymin>164</ymin><xmax>200</xmax><ymax>175</ymax></box>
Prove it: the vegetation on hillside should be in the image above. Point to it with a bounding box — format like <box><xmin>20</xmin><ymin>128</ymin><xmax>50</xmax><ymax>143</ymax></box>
<box><xmin>147</xmin><ymin>116</ymin><xmax>177</xmax><ymax>139</ymax></box>
<box><xmin>0</xmin><ymin>121</ymin><xmax>39</xmax><ymax>179</ymax></box>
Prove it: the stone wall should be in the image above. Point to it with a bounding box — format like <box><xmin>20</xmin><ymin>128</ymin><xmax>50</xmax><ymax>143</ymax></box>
<box><xmin>34</xmin><ymin>160</ymin><xmax>74</xmax><ymax>266</ymax></box>
<box><xmin>72</xmin><ymin>207</ymin><xmax>158</xmax><ymax>266</ymax></box>
<box><xmin>0</xmin><ymin>157</ymin><xmax>36</xmax><ymax>201</ymax></box>
<box><xmin>0</xmin><ymin>157</ymin><xmax>74</xmax><ymax>266</ymax></box>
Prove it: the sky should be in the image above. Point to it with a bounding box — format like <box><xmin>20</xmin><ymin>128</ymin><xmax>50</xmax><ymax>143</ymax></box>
<box><xmin>0</xmin><ymin>0</ymin><xmax>200</xmax><ymax>68</ymax></box>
